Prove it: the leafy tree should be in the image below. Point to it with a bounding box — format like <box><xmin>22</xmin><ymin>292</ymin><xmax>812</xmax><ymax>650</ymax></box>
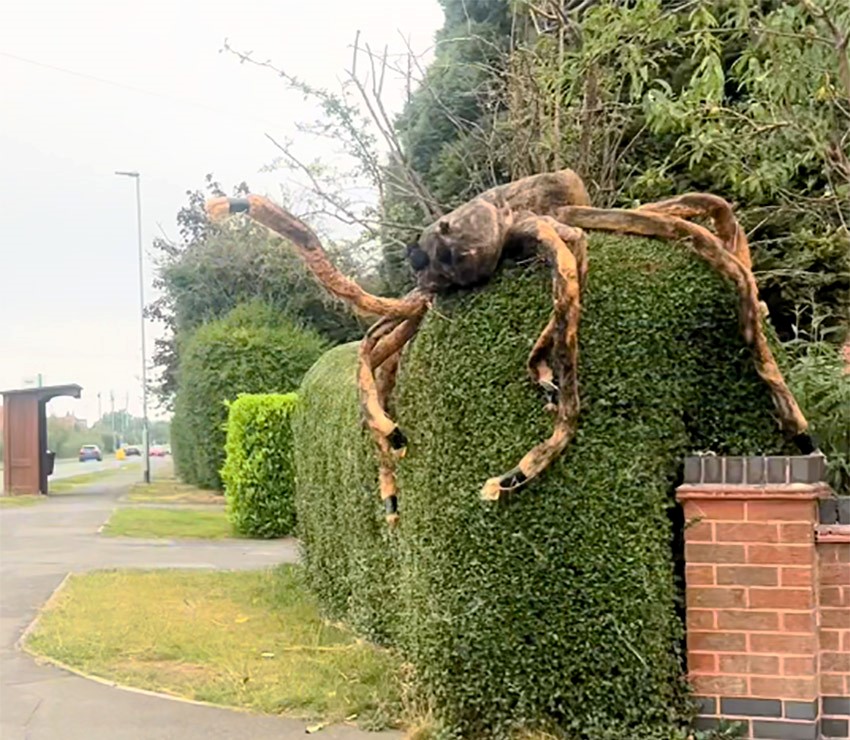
<box><xmin>148</xmin><ymin>176</ymin><xmax>364</xmax><ymax>407</ymax></box>
<box><xmin>505</xmin><ymin>0</ymin><xmax>849</xmax><ymax>339</ymax></box>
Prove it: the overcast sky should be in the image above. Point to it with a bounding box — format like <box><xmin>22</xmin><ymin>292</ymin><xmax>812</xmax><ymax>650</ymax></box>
<box><xmin>1</xmin><ymin>0</ymin><xmax>443</xmax><ymax>423</ymax></box>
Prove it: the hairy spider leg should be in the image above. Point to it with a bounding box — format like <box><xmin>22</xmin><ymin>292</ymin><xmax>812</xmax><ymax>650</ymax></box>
<box><xmin>637</xmin><ymin>193</ymin><xmax>753</xmax><ymax>271</ymax></box>
<box><xmin>481</xmin><ymin>218</ymin><xmax>585</xmax><ymax>501</ymax></box>
<box><xmin>358</xmin><ymin>314</ymin><xmax>425</xmax><ymax>524</ymax></box>
<box><xmin>206</xmin><ymin>195</ymin><xmax>428</xmax><ymax>320</ymax></box>
<box><xmin>557</xmin><ymin>205</ymin><xmax>810</xmax><ymax>445</ymax></box>
<box><xmin>526</xmin><ymin>217</ymin><xmax>589</xmax><ymax>410</ymax></box>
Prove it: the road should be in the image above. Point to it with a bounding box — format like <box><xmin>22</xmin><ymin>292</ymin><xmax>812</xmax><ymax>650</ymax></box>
<box><xmin>0</xmin><ymin>456</ymin><xmax>144</xmax><ymax>492</ymax></box>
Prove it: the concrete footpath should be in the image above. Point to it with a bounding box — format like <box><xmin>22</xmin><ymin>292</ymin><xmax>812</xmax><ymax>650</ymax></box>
<box><xmin>0</xmin><ymin>476</ymin><xmax>398</xmax><ymax>739</ymax></box>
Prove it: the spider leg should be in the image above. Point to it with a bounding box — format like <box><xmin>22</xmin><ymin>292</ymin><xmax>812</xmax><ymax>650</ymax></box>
<box><xmin>637</xmin><ymin>193</ymin><xmax>753</xmax><ymax>270</ymax></box>
<box><xmin>481</xmin><ymin>217</ymin><xmax>585</xmax><ymax>501</ymax></box>
<box><xmin>555</xmin><ymin>205</ymin><xmax>810</xmax><ymax>444</ymax></box>
<box><xmin>207</xmin><ymin>195</ymin><xmax>428</xmax><ymax>320</ymax></box>
<box><xmin>358</xmin><ymin>313</ymin><xmax>426</xmax><ymax>524</ymax></box>
<box><xmin>526</xmin><ymin>217</ymin><xmax>589</xmax><ymax>411</ymax></box>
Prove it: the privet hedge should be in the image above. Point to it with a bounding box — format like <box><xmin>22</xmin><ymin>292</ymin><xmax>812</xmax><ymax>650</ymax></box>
<box><xmin>293</xmin><ymin>344</ymin><xmax>398</xmax><ymax>644</ymax></box>
<box><xmin>222</xmin><ymin>393</ymin><xmax>298</xmax><ymax>538</ymax></box>
<box><xmin>173</xmin><ymin>301</ymin><xmax>326</xmax><ymax>490</ymax></box>
<box><xmin>294</xmin><ymin>234</ymin><xmax>792</xmax><ymax>738</ymax></box>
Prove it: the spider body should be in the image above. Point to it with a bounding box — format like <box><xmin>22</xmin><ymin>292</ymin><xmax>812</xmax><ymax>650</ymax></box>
<box><xmin>408</xmin><ymin>170</ymin><xmax>590</xmax><ymax>291</ymax></box>
<box><xmin>207</xmin><ymin>170</ymin><xmax>811</xmax><ymax>525</ymax></box>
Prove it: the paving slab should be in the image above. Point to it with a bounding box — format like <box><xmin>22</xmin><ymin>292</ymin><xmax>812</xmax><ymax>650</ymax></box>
<box><xmin>0</xmin><ymin>475</ymin><xmax>398</xmax><ymax>739</ymax></box>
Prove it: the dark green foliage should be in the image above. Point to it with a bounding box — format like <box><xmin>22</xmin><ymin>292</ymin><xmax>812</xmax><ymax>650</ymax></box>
<box><xmin>506</xmin><ymin>0</ymin><xmax>850</xmax><ymax>341</ymax></box>
<box><xmin>295</xmin><ymin>233</ymin><xmax>793</xmax><ymax>738</ymax></box>
<box><xmin>173</xmin><ymin>302</ymin><xmax>326</xmax><ymax>490</ymax></box>
<box><xmin>292</xmin><ymin>344</ymin><xmax>398</xmax><ymax>644</ymax></box>
<box><xmin>222</xmin><ymin>393</ymin><xmax>299</xmax><ymax>538</ymax></box>
<box><xmin>786</xmin><ymin>338</ymin><xmax>850</xmax><ymax>495</ymax></box>
<box><xmin>380</xmin><ymin>0</ymin><xmax>513</xmax><ymax>295</ymax></box>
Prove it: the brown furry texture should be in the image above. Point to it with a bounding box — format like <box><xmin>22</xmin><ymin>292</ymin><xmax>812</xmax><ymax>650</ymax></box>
<box><xmin>207</xmin><ymin>170</ymin><xmax>808</xmax><ymax>522</ymax></box>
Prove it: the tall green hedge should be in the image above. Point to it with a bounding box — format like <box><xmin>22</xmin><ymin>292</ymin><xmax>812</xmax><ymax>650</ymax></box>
<box><xmin>174</xmin><ymin>301</ymin><xmax>326</xmax><ymax>490</ymax></box>
<box><xmin>293</xmin><ymin>344</ymin><xmax>398</xmax><ymax>645</ymax></box>
<box><xmin>294</xmin><ymin>233</ymin><xmax>792</xmax><ymax>738</ymax></box>
<box><xmin>222</xmin><ymin>393</ymin><xmax>299</xmax><ymax>538</ymax></box>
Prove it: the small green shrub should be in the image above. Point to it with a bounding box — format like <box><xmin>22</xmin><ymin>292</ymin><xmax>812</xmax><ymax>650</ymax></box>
<box><xmin>222</xmin><ymin>393</ymin><xmax>299</xmax><ymax>538</ymax></box>
<box><xmin>173</xmin><ymin>301</ymin><xmax>326</xmax><ymax>490</ymax></box>
<box><xmin>294</xmin><ymin>234</ymin><xmax>793</xmax><ymax>738</ymax></box>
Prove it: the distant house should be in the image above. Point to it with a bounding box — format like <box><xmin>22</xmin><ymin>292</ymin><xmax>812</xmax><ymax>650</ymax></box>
<box><xmin>51</xmin><ymin>412</ymin><xmax>87</xmax><ymax>431</ymax></box>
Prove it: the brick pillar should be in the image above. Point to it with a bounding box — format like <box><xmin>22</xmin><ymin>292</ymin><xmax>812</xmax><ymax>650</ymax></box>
<box><xmin>678</xmin><ymin>455</ymin><xmax>833</xmax><ymax>740</ymax></box>
<box><xmin>817</xmin><ymin>520</ymin><xmax>850</xmax><ymax>739</ymax></box>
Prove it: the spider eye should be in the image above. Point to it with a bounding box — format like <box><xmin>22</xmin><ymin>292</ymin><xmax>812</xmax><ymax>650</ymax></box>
<box><xmin>436</xmin><ymin>244</ymin><xmax>453</xmax><ymax>265</ymax></box>
<box><xmin>407</xmin><ymin>243</ymin><xmax>430</xmax><ymax>272</ymax></box>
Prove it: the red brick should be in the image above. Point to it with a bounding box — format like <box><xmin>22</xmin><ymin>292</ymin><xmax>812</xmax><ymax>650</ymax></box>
<box><xmin>780</xmin><ymin>523</ymin><xmax>813</xmax><ymax>543</ymax></box>
<box><xmin>687</xmin><ymin>521</ymin><xmax>714</xmax><ymax>542</ymax></box>
<box><xmin>687</xmin><ymin>543</ymin><xmax>746</xmax><ymax>564</ymax></box>
<box><xmin>782</xmin><ymin>656</ymin><xmax>816</xmax><ymax>676</ymax></box>
<box><xmin>719</xmin><ymin>654</ymin><xmax>779</xmax><ymax>675</ymax></box>
<box><xmin>748</xmin><ymin>545</ymin><xmax>812</xmax><ymax>566</ymax></box>
<box><xmin>689</xmin><ymin>631</ymin><xmax>747</xmax><ymax>652</ymax></box>
<box><xmin>818</xmin><ymin>543</ymin><xmax>850</xmax><ymax>563</ymax></box>
<box><xmin>781</xmin><ymin>567</ymin><xmax>813</xmax><ymax>587</ymax></box>
<box><xmin>783</xmin><ymin>612</ymin><xmax>815</xmax><ymax>633</ymax></box>
<box><xmin>750</xmin><ymin>676</ymin><xmax>817</xmax><ymax>699</ymax></box>
<box><xmin>820</xmin><ymin>586</ymin><xmax>845</xmax><ymax>607</ymax></box>
<box><xmin>690</xmin><ymin>675</ymin><xmax>749</xmax><ymax>696</ymax></box>
<box><xmin>749</xmin><ymin>588</ymin><xmax>813</xmax><ymax>610</ymax></box>
<box><xmin>822</xmin><ymin>609</ymin><xmax>850</xmax><ymax>629</ymax></box>
<box><xmin>716</xmin><ymin>522</ymin><xmax>778</xmax><ymax>543</ymax></box>
<box><xmin>843</xmin><ymin>630</ymin><xmax>850</xmax><ymax>651</ymax></box>
<box><xmin>822</xmin><ymin>653</ymin><xmax>850</xmax><ymax>672</ymax></box>
<box><xmin>685</xmin><ymin>500</ymin><xmax>745</xmax><ymax>521</ymax></box>
<box><xmin>686</xmin><ymin>565</ymin><xmax>715</xmax><ymax>585</ymax></box>
<box><xmin>750</xmin><ymin>633</ymin><xmax>815</xmax><ymax>655</ymax></box>
<box><xmin>747</xmin><ymin>500</ymin><xmax>816</xmax><ymax>522</ymax></box>
<box><xmin>820</xmin><ymin>563</ymin><xmax>850</xmax><ymax>586</ymax></box>
<box><xmin>821</xmin><ymin>674</ymin><xmax>845</xmax><ymax>694</ymax></box>
<box><xmin>717</xmin><ymin>566</ymin><xmax>778</xmax><ymax>587</ymax></box>
<box><xmin>687</xmin><ymin>609</ymin><xmax>716</xmax><ymax>630</ymax></box>
<box><xmin>819</xmin><ymin>629</ymin><xmax>841</xmax><ymax>651</ymax></box>
<box><xmin>717</xmin><ymin>610</ymin><xmax>779</xmax><ymax>631</ymax></box>
<box><xmin>689</xmin><ymin>652</ymin><xmax>717</xmax><ymax>673</ymax></box>
<box><xmin>688</xmin><ymin>587</ymin><xmax>747</xmax><ymax>609</ymax></box>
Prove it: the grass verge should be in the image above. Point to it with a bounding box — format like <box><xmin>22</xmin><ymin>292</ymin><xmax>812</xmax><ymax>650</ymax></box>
<box><xmin>25</xmin><ymin>566</ymin><xmax>402</xmax><ymax>728</ymax></box>
<box><xmin>0</xmin><ymin>495</ymin><xmax>44</xmax><ymax>507</ymax></box>
<box><xmin>126</xmin><ymin>477</ymin><xmax>222</xmax><ymax>505</ymax></box>
<box><xmin>102</xmin><ymin>508</ymin><xmax>234</xmax><ymax>539</ymax></box>
<box><xmin>49</xmin><ymin>463</ymin><xmax>141</xmax><ymax>494</ymax></box>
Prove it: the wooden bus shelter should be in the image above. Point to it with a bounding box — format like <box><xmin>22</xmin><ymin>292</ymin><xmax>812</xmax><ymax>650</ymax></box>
<box><xmin>1</xmin><ymin>384</ymin><xmax>82</xmax><ymax>495</ymax></box>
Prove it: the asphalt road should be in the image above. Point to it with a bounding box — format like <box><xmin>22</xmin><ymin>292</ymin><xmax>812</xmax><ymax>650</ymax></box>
<box><xmin>0</xmin><ymin>456</ymin><xmax>143</xmax><ymax>492</ymax></box>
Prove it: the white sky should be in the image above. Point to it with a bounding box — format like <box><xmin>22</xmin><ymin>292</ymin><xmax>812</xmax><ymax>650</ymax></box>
<box><xmin>0</xmin><ymin>0</ymin><xmax>444</xmax><ymax>423</ymax></box>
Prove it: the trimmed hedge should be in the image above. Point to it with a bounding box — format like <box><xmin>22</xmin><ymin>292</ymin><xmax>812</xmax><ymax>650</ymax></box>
<box><xmin>292</xmin><ymin>344</ymin><xmax>398</xmax><ymax>644</ymax></box>
<box><xmin>294</xmin><ymin>234</ymin><xmax>792</xmax><ymax>738</ymax></box>
<box><xmin>173</xmin><ymin>301</ymin><xmax>326</xmax><ymax>490</ymax></box>
<box><xmin>222</xmin><ymin>393</ymin><xmax>299</xmax><ymax>538</ymax></box>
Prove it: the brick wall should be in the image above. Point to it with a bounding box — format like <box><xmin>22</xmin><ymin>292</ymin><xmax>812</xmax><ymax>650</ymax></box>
<box><xmin>678</xmin><ymin>455</ymin><xmax>850</xmax><ymax>739</ymax></box>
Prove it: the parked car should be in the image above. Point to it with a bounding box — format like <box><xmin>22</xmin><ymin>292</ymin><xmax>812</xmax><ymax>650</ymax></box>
<box><xmin>149</xmin><ymin>445</ymin><xmax>168</xmax><ymax>457</ymax></box>
<box><xmin>124</xmin><ymin>445</ymin><xmax>141</xmax><ymax>457</ymax></box>
<box><xmin>79</xmin><ymin>444</ymin><xmax>103</xmax><ymax>462</ymax></box>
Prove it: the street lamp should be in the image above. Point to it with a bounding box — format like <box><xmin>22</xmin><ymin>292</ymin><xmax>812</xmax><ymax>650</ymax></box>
<box><xmin>115</xmin><ymin>170</ymin><xmax>151</xmax><ymax>484</ymax></box>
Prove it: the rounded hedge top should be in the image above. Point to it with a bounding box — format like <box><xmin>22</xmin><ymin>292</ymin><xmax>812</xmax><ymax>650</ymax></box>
<box><xmin>174</xmin><ymin>301</ymin><xmax>327</xmax><ymax>490</ymax></box>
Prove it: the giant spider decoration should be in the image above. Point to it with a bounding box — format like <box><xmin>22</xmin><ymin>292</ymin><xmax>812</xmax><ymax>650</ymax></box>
<box><xmin>207</xmin><ymin>169</ymin><xmax>813</xmax><ymax>525</ymax></box>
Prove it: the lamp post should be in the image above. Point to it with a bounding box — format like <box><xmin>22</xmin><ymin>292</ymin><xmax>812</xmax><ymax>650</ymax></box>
<box><xmin>115</xmin><ymin>170</ymin><xmax>151</xmax><ymax>483</ymax></box>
